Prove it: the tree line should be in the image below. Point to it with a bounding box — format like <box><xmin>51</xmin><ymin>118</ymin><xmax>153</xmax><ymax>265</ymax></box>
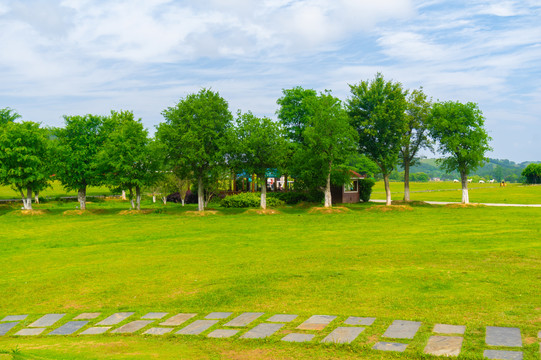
<box><xmin>0</xmin><ymin>73</ymin><xmax>492</xmax><ymax>211</ymax></box>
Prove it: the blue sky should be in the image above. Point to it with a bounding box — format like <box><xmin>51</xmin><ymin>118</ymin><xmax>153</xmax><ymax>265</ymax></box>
<box><xmin>1</xmin><ymin>0</ymin><xmax>540</xmax><ymax>162</ymax></box>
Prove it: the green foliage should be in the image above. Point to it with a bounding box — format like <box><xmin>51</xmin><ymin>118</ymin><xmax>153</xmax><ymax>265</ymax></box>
<box><xmin>522</xmin><ymin>163</ymin><xmax>541</xmax><ymax>184</ymax></box>
<box><xmin>400</xmin><ymin>88</ymin><xmax>432</xmax><ymax>168</ymax></box>
<box><xmin>276</xmin><ymin>86</ymin><xmax>318</xmax><ymax>143</ymax></box>
<box><xmin>220</xmin><ymin>192</ymin><xmax>285</xmax><ymax>208</ymax></box>
<box><xmin>410</xmin><ymin>172</ymin><xmax>430</xmax><ymax>182</ymax></box>
<box><xmin>0</xmin><ymin>107</ymin><xmax>21</xmax><ymax>125</ymax></box>
<box><xmin>358</xmin><ymin>178</ymin><xmax>376</xmax><ymax>202</ymax></box>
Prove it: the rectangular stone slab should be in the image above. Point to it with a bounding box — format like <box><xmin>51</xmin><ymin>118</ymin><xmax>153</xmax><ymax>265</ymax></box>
<box><xmin>111</xmin><ymin>320</ymin><xmax>153</xmax><ymax>334</ymax></box>
<box><xmin>0</xmin><ymin>322</ymin><xmax>18</xmax><ymax>336</ymax></box>
<box><xmin>207</xmin><ymin>329</ymin><xmax>239</xmax><ymax>338</ymax></box>
<box><xmin>143</xmin><ymin>327</ymin><xmax>173</xmax><ymax>335</ymax></box>
<box><xmin>383</xmin><ymin>320</ymin><xmax>421</xmax><ymax>339</ymax></box>
<box><xmin>29</xmin><ymin>314</ymin><xmax>65</xmax><ymax>328</ymax></box>
<box><xmin>486</xmin><ymin>326</ymin><xmax>522</xmax><ymax>347</ymax></box>
<box><xmin>160</xmin><ymin>313</ymin><xmax>197</xmax><ymax>326</ymax></box>
<box><xmin>48</xmin><ymin>321</ymin><xmax>88</xmax><ymax>335</ymax></box>
<box><xmin>344</xmin><ymin>317</ymin><xmax>375</xmax><ymax>326</ymax></box>
<box><xmin>483</xmin><ymin>350</ymin><xmax>523</xmax><ymax>360</ymax></box>
<box><xmin>433</xmin><ymin>324</ymin><xmax>466</xmax><ymax>335</ymax></box>
<box><xmin>296</xmin><ymin>315</ymin><xmax>337</xmax><ymax>330</ymax></box>
<box><xmin>79</xmin><ymin>327</ymin><xmax>111</xmax><ymax>335</ymax></box>
<box><xmin>322</xmin><ymin>327</ymin><xmax>365</xmax><ymax>344</ymax></box>
<box><xmin>141</xmin><ymin>312</ymin><xmax>168</xmax><ymax>319</ymax></box>
<box><xmin>266</xmin><ymin>314</ymin><xmax>298</xmax><ymax>323</ymax></box>
<box><xmin>424</xmin><ymin>336</ymin><xmax>463</xmax><ymax>357</ymax></box>
<box><xmin>176</xmin><ymin>320</ymin><xmax>218</xmax><ymax>335</ymax></box>
<box><xmin>373</xmin><ymin>341</ymin><xmax>408</xmax><ymax>352</ymax></box>
<box><xmin>96</xmin><ymin>312</ymin><xmax>134</xmax><ymax>326</ymax></box>
<box><xmin>224</xmin><ymin>313</ymin><xmax>264</xmax><ymax>327</ymax></box>
<box><xmin>15</xmin><ymin>328</ymin><xmax>45</xmax><ymax>336</ymax></box>
<box><xmin>281</xmin><ymin>333</ymin><xmax>315</xmax><ymax>343</ymax></box>
<box><xmin>205</xmin><ymin>312</ymin><xmax>232</xmax><ymax>320</ymax></box>
<box><xmin>240</xmin><ymin>323</ymin><xmax>283</xmax><ymax>339</ymax></box>
<box><xmin>73</xmin><ymin>313</ymin><xmax>101</xmax><ymax>320</ymax></box>
<box><xmin>1</xmin><ymin>315</ymin><xmax>27</xmax><ymax>322</ymax></box>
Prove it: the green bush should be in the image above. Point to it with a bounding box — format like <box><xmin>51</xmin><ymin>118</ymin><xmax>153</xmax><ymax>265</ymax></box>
<box><xmin>221</xmin><ymin>192</ymin><xmax>285</xmax><ymax>208</ymax></box>
<box><xmin>269</xmin><ymin>190</ymin><xmax>323</xmax><ymax>205</ymax></box>
<box><xmin>358</xmin><ymin>178</ymin><xmax>376</xmax><ymax>202</ymax></box>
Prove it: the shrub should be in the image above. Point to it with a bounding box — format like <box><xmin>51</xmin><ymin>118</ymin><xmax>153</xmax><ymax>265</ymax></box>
<box><xmin>269</xmin><ymin>190</ymin><xmax>323</xmax><ymax>205</ymax></box>
<box><xmin>221</xmin><ymin>192</ymin><xmax>285</xmax><ymax>208</ymax></box>
<box><xmin>358</xmin><ymin>178</ymin><xmax>376</xmax><ymax>202</ymax></box>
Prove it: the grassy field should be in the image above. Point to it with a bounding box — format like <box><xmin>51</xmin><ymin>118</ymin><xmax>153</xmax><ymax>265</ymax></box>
<box><xmin>0</xmin><ymin>181</ymin><xmax>112</xmax><ymax>200</ymax></box>
<box><xmin>0</xmin><ymin>199</ymin><xmax>540</xmax><ymax>359</ymax></box>
<box><xmin>371</xmin><ymin>181</ymin><xmax>541</xmax><ymax>204</ymax></box>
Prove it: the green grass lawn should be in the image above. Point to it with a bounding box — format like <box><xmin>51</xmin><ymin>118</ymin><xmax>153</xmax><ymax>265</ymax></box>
<box><xmin>1</xmin><ymin>200</ymin><xmax>540</xmax><ymax>359</ymax></box>
<box><xmin>0</xmin><ymin>181</ymin><xmax>112</xmax><ymax>200</ymax></box>
<box><xmin>371</xmin><ymin>181</ymin><xmax>541</xmax><ymax>204</ymax></box>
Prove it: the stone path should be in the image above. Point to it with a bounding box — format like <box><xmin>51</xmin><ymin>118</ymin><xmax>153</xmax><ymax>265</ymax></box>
<box><xmin>371</xmin><ymin>199</ymin><xmax>541</xmax><ymax>207</ymax></box>
<box><xmin>1</xmin><ymin>310</ymin><xmax>538</xmax><ymax>358</ymax></box>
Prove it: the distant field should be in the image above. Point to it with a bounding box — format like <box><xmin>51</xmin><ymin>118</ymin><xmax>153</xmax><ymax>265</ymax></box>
<box><xmin>371</xmin><ymin>181</ymin><xmax>541</xmax><ymax>204</ymax></box>
<box><xmin>0</xmin><ymin>200</ymin><xmax>540</xmax><ymax>359</ymax></box>
<box><xmin>0</xmin><ymin>181</ymin><xmax>112</xmax><ymax>200</ymax></box>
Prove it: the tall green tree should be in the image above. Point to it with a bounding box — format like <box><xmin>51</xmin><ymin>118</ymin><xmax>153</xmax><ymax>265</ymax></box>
<box><xmin>98</xmin><ymin>110</ymin><xmax>157</xmax><ymax>210</ymax></box>
<box><xmin>347</xmin><ymin>73</ymin><xmax>408</xmax><ymax>205</ymax></box>
<box><xmin>53</xmin><ymin>114</ymin><xmax>106</xmax><ymax>210</ymax></box>
<box><xmin>429</xmin><ymin>101</ymin><xmax>492</xmax><ymax>204</ymax></box>
<box><xmin>157</xmin><ymin>89</ymin><xmax>233</xmax><ymax>212</ymax></box>
<box><xmin>232</xmin><ymin>111</ymin><xmax>288</xmax><ymax>209</ymax></box>
<box><xmin>522</xmin><ymin>163</ymin><xmax>541</xmax><ymax>184</ymax></box>
<box><xmin>0</xmin><ymin>121</ymin><xmax>50</xmax><ymax>209</ymax></box>
<box><xmin>401</xmin><ymin>88</ymin><xmax>432</xmax><ymax>201</ymax></box>
<box><xmin>276</xmin><ymin>87</ymin><xmax>318</xmax><ymax>144</ymax></box>
<box><xmin>0</xmin><ymin>108</ymin><xmax>21</xmax><ymax>125</ymax></box>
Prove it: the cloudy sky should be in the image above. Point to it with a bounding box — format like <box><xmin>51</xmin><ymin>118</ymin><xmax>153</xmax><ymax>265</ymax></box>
<box><xmin>1</xmin><ymin>0</ymin><xmax>540</xmax><ymax>162</ymax></box>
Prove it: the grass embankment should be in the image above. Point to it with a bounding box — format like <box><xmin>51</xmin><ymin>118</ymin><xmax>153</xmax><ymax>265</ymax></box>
<box><xmin>371</xmin><ymin>181</ymin><xmax>541</xmax><ymax>204</ymax></box>
<box><xmin>0</xmin><ymin>200</ymin><xmax>540</xmax><ymax>359</ymax></box>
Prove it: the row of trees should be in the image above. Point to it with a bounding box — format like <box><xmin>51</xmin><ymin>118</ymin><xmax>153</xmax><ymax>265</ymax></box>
<box><xmin>522</xmin><ymin>163</ymin><xmax>541</xmax><ymax>184</ymax></box>
<box><xmin>0</xmin><ymin>73</ymin><xmax>492</xmax><ymax>211</ymax></box>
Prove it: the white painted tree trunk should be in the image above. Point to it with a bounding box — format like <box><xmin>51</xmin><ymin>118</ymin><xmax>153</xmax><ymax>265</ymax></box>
<box><xmin>34</xmin><ymin>191</ymin><xmax>39</xmax><ymax>204</ymax></box>
<box><xmin>129</xmin><ymin>188</ymin><xmax>135</xmax><ymax>209</ymax></box>
<box><xmin>461</xmin><ymin>172</ymin><xmax>470</xmax><ymax>204</ymax></box>
<box><xmin>404</xmin><ymin>162</ymin><xmax>410</xmax><ymax>202</ymax></box>
<box><xmin>384</xmin><ymin>174</ymin><xmax>392</xmax><ymax>206</ymax></box>
<box><xmin>152</xmin><ymin>195</ymin><xmax>156</xmax><ymax>203</ymax></box>
<box><xmin>21</xmin><ymin>187</ymin><xmax>32</xmax><ymax>210</ymax></box>
<box><xmin>121</xmin><ymin>190</ymin><xmax>126</xmax><ymax>200</ymax></box>
<box><xmin>162</xmin><ymin>196</ymin><xmax>167</xmax><ymax>205</ymax></box>
<box><xmin>198</xmin><ymin>176</ymin><xmax>204</xmax><ymax>212</ymax></box>
<box><xmin>181</xmin><ymin>199</ymin><xmax>185</xmax><ymax>206</ymax></box>
<box><xmin>78</xmin><ymin>187</ymin><xmax>86</xmax><ymax>210</ymax></box>
<box><xmin>260</xmin><ymin>176</ymin><xmax>267</xmax><ymax>209</ymax></box>
<box><xmin>324</xmin><ymin>170</ymin><xmax>332</xmax><ymax>208</ymax></box>
<box><xmin>136</xmin><ymin>186</ymin><xmax>141</xmax><ymax>211</ymax></box>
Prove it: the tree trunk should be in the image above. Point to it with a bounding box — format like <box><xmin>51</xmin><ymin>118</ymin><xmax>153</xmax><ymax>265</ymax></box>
<box><xmin>284</xmin><ymin>175</ymin><xmax>288</xmax><ymax>191</ymax></box>
<box><xmin>198</xmin><ymin>175</ymin><xmax>204</xmax><ymax>212</ymax></box>
<box><xmin>129</xmin><ymin>188</ymin><xmax>135</xmax><ymax>210</ymax></box>
<box><xmin>152</xmin><ymin>195</ymin><xmax>156</xmax><ymax>203</ymax></box>
<box><xmin>25</xmin><ymin>187</ymin><xmax>33</xmax><ymax>210</ymax></box>
<box><xmin>404</xmin><ymin>161</ymin><xmax>410</xmax><ymax>202</ymax></box>
<box><xmin>324</xmin><ymin>164</ymin><xmax>332</xmax><ymax>208</ymax></box>
<box><xmin>384</xmin><ymin>173</ymin><xmax>392</xmax><ymax>206</ymax></box>
<box><xmin>136</xmin><ymin>186</ymin><xmax>141</xmax><ymax>211</ymax></box>
<box><xmin>121</xmin><ymin>190</ymin><xmax>127</xmax><ymax>200</ymax></box>
<box><xmin>78</xmin><ymin>187</ymin><xmax>86</xmax><ymax>210</ymax></box>
<box><xmin>260</xmin><ymin>176</ymin><xmax>267</xmax><ymax>209</ymax></box>
<box><xmin>461</xmin><ymin>171</ymin><xmax>469</xmax><ymax>204</ymax></box>
<box><xmin>181</xmin><ymin>199</ymin><xmax>185</xmax><ymax>206</ymax></box>
<box><xmin>34</xmin><ymin>190</ymin><xmax>40</xmax><ymax>204</ymax></box>
<box><xmin>162</xmin><ymin>196</ymin><xmax>167</xmax><ymax>205</ymax></box>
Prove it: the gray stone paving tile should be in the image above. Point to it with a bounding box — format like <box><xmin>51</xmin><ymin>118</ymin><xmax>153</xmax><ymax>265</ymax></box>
<box><xmin>80</xmin><ymin>327</ymin><xmax>111</xmax><ymax>335</ymax></box>
<box><xmin>282</xmin><ymin>333</ymin><xmax>315</xmax><ymax>343</ymax></box>
<box><xmin>48</xmin><ymin>321</ymin><xmax>88</xmax><ymax>335</ymax></box>
<box><xmin>141</xmin><ymin>312</ymin><xmax>168</xmax><ymax>319</ymax></box>
<box><xmin>224</xmin><ymin>313</ymin><xmax>265</xmax><ymax>327</ymax></box>
<box><xmin>486</xmin><ymin>326</ymin><xmax>522</xmax><ymax>347</ymax></box>
<box><xmin>205</xmin><ymin>312</ymin><xmax>233</xmax><ymax>320</ymax></box>
<box><xmin>373</xmin><ymin>341</ymin><xmax>408</xmax><ymax>352</ymax></box>
<box><xmin>111</xmin><ymin>320</ymin><xmax>153</xmax><ymax>334</ymax></box>
<box><xmin>96</xmin><ymin>312</ymin><xmax>134</xmax><ymax>326</ymax></box>
<box><xmin>176</xmin><ymin>320</ymin><xmax>218</xmax><ymax>335</ymax></box>
<box><xmin>143</xmin><ymin>327</ymin><xmax>173</xmax><ymax>335</ymax></box>
<box><xmin>433</xmin><ymin>324</ymin><xmax>466</xmax><ymax>335</ymax></box>
<box><xmin>1</xmin><ymin>315</ymin><xmax>27</xmax><ymax>322</ymax></box>
<box><xmin>73</xmin><ymin>313</ymin><xmax>101</xmax><ymax>320</ymax></box>
<box><xmin>207</xmin><ymin>329</ymin><xmax>239</xmax><ymax>338</ymax></box>
<box><xmin>382</xmin><ymin>320</ymin><xmax>422</xmax><ymax>339</ymax></box>
<box><xmin>241</xmin><ymin>323</ymin><xmax>284</xmax><ymax>339</ymax></box>
<box><xmin>483</xmin><ymin>350</ymin><xmax>523</xmax><ymax>360</ymax></box>
<box><xmin>15</xmin><ymin>328</ymin><xmax>45</xmax><ymax>336</ymax></box>
<box><xmin>322</xmin><ymin>327</ymin><xmax>365</xmax><ymax>344</ymax></box>
<box><xmin>160</xmin><ymin>313</ymin><xmax>197</xmax><ymax>326</ymax></box>
<box><xmin>0</xmin><ymin>323</ymin><xmax>18</xmax><ymax>336</ymax></box>
<box><xmin>424</xmin><ymin>336</ymin><xmax>463</xmax><ymax>357</ymax></box>
<box><xmin>344</xmin><ymin>317</ymin><xmax>375</xmax><ymax>326</ymax></box>
<box><xmin>266</xmin><ymin>314</ymin><xmax>298</xmax><ymax>323</ymax></box>
<box><xmin>296</xmin><ymin>315</ymin><xmax>337</xmax><ymax>330</ymax></box>
<box><xmin>29</xmin><ymin>314</ymin><xmax>66</xmax><ymax>328</ymax></box>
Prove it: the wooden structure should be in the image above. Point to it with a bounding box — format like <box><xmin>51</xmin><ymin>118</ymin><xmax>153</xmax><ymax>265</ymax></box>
<box><xmin>331</xmin><ymin>170</ymin><xmax>366</xmax><ymax>204</ymax></box>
